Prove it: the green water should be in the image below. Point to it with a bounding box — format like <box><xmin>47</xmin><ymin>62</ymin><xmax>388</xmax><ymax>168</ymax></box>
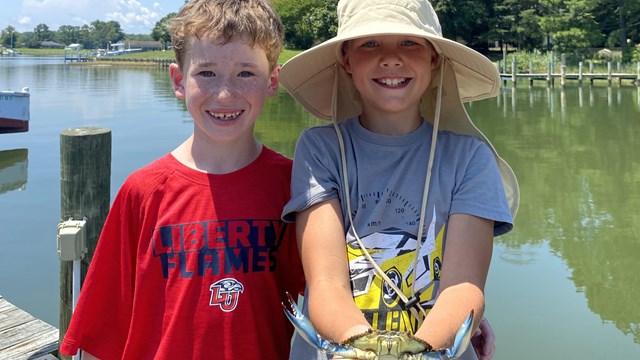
<box><xmin>1</xmin><ymin>56</ymin><xmax>638</xmax><ymax>358</ymax></box>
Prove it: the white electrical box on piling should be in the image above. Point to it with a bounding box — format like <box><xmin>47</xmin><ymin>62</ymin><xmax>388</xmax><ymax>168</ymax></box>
<box><xmin>57</xmin><ymin>219</ymin><xmax>87</xmax><ymax>261</ymax></box>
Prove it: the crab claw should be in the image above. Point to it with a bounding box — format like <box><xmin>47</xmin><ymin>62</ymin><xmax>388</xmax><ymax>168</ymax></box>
<box><xmin>281</xmin><ymin>292</ymin><xmax>324</xmax><ymax>350</ymax></box>
<box><xmin>412</xmin><ymin>310</ymin><xmax>474</xmax><ymax>360</ymax></box>
<box><xmin>443</xmin><ymin>310</ymin><xmax>474</xmax><ymax>359</ymax></box>
<box><xmin>281</xmin><ymin>292</ymin><xmax>377</xmax><ymax>359</ymax></box>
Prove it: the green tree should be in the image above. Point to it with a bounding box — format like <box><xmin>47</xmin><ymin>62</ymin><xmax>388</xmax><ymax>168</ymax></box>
<box><xmin>307</xmin><ymin>0</ymin><xmax>338</xmax><ymax>44</ymax></box>
<box><xmin>594</xmin><ymin>0</ymin><xmax>640</xmax><ymax>61</ymax></box>
<box><xmin>151</xmin><ymin>12</ymin><xmax>176</xmax><ymax>49</ymax></box>
<box><xmin>91</xmin><ymin>20</ymin><xmax>125</xmax><ymax>50</ymax></box>
<box><xmin>1</xmin><ymin>26</ymin><xmax>17</xmax><ymax>48</ymax></box>
<box><xmin>78</xmin><ymin>25</ymin><xmax>94</xmax><ymax>49</ymax></box>
<box><xmin>431</xmin><ymin>0</ymin><xmax>492</xmax><ymax>49</ymax></box>
<box><xmin>56</xmin><ymin>25</ymin><xmax>80</xmax><ymax>46</ymax></box>
<box><xmin>274</xmin><ymin>0</ymin><xmax>325</xmax><ymax>49</ymax></box>
<box><xmin>492</xmin><ymin>0</ymin><xmax>544</xmax><ymax>51</ymax></box>
<box><xmin>33</xmin><ymin>23</ymin><xmax>52</xmax><ymax>44</ymax></box>
<box><xmin>539</xmin><ymin>0</ymin><xmax>602</xmax><ymax>56</ymax></box>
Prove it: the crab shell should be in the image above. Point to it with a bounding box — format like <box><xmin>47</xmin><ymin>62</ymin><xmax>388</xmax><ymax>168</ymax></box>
<box><xmin>282</xmin><ymin>292</ymin><xmax>474</xmax><ymax>360</ymax></box>
<box><xmin>343</xmin><ymin>329</ymin><xmax>433</xmax><ymax>359</ymax></box>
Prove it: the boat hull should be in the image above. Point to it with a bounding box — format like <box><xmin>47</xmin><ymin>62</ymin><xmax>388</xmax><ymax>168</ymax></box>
<box><xmin>0</xmin><ymin>89</ymin><xmax>30</xmax><ymax>134</ymax></box>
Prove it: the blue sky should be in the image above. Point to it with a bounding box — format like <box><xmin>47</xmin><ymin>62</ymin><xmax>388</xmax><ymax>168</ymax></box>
<box><xmin>1</xmin><ymin>0</ymin><xmax>187</xmax><ymax>35</ymax></box>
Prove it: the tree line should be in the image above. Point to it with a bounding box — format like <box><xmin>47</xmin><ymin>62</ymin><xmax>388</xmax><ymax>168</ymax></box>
<box><xmin>2</xmin><ymin>0</ymin><xmax>639</xmax><ymax>62</ymax></box>
<box><xmin>274</xmin><ymin>0</ymin><xmax>640</xmax><ymax>62</ymax></box>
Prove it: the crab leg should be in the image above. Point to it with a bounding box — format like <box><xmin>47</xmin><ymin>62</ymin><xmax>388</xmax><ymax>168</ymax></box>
<box><xmin>282</xmin><ymin>292</ymin><xmax>377</xmax><ymax>359</ymax></box>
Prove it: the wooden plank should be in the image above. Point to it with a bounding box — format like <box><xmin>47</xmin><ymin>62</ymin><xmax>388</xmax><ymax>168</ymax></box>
<box><xmin>0</xmin><ymin>295</ymin><xmax>59</xmax><ymax>359</ymax></box>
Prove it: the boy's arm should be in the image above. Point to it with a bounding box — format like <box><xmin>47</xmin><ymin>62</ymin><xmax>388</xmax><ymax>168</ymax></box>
<box><xmin>296</xmin><ymin>198</ymin><xmax>372</xmax><ymax>343</ymax></box>
<box><xmin>415</xmin><ymin>213</ymin><xmax>493</xmax><ymax>349</ymax></box>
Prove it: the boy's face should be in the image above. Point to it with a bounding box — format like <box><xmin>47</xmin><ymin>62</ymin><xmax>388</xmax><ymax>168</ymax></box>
<box><xmin>343</xmin><ymin>35</ymin><xmax>438</xmax><ymax>121</ymax></box>
<box><xmin>169</xmin><ymin>37</ymin><xmax>279</xmax><ymax>144</ymax></box>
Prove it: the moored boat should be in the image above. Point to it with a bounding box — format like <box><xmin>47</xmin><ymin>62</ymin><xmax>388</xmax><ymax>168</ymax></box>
<box><xmin>0</xmin><ymin>87</ymin><xmax>30</xmax><ymax>133</ymax></box>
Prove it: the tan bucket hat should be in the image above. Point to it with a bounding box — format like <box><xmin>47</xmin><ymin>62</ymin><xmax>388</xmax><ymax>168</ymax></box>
<box><xmin>280</xmin><ymin>0</ymin><xmax>519</xmax><ymax>218</ymax></box>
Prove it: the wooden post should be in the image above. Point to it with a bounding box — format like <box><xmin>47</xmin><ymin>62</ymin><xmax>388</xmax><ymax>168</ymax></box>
<box><xmin>511</xmin><ymin>57</ymin><xmax>517</xmax><ymax>84</ymax></box>
<box><xmin>547</xmin><ymin>61</ymin><xmax>552</xmax><ymax>86</ymax></box>
<box><xmin>561</xmin><ymin>65</ymin><xmax>566</xmax><ymax>87</ymax></box>
<box><xmin>550</xmin><ymin>51</ymin><xmax>555</xmax><ymax>86</ymax></box>
<box><xmin>578</xmin><ymin>62</ymin><xmax>583</xmax><ymax>85</ymax></box>
<box><xmin>607</xmin><ymin>62</ymin><xmax>612</xmax><ymax>87</ymax></box>
<box><xmin>529</xmin><ymin>61</ymin><xmax>534</xmax><ymax>86</ymax></box>
<box><xmin>502</xmin><ymin>46</ymin><xmax>507</xmax><ymax>74</ymax></box>
<box><xmin>59</xmin><ymin>128</ymin><xmax>111</xmax><ymax>359</ymax></box>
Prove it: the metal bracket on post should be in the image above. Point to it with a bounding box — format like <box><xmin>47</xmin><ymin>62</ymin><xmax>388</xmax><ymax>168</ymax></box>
<box><xmin>57</xmin><ymin>218</ymin><xmax>87</xmax><ymax>261</ymax></box>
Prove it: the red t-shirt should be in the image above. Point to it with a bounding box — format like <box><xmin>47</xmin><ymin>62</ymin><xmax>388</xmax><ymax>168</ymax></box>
<box><xmin>60</xmin><ymin>147</ymin><xmax>305</xmax><ymax>359</ymax></box>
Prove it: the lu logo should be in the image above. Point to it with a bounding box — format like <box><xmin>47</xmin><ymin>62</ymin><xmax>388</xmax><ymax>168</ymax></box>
<box><xmin>209</xmin><ymin>278</ymin><xmax>244</xmax><ymax>312</ymax></box>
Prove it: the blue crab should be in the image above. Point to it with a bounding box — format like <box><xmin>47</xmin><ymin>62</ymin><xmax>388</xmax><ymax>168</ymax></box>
<box><xmin>282</xmin><ymin>293</ymin><xmax>473</xmax><ymax>360</ymax></box>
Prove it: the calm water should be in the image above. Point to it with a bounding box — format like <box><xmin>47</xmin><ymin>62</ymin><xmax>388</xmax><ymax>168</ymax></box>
<box><xmin>1</xmin><ymin>56</ymin><xmax>639</xmax><ymax>359</ymax></box>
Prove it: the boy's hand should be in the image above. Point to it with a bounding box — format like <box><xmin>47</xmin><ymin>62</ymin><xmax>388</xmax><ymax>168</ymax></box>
<box><xmin>471</xmin><ymin>317</ymin><xmax>495</xmax><ymax>360</ymax></box>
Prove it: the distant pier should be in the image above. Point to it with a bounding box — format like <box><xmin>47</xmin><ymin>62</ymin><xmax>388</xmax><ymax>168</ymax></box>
<box><xmin>0</xmin><ymin>294</ymin><xmax>59</xmax><ymax>359</ymax></box>
<box><xmin>63</xmin><ymin>44</ymin><xmax>90</xmax><ymax>63</ymax></box>
<box><xmin>498</xmin><ymin>59</ymin><xmax>640</xmax><ymax>87</ymax></box>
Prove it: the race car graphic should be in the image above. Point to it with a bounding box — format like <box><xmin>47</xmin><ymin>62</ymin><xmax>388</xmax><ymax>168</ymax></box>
<box><xmin>346</xmin><ymin>209</ymin><xmax>445</xmax><ymax>332</ymax></box>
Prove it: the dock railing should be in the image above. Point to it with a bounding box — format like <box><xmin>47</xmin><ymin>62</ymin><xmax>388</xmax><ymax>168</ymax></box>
<box><xmin>496</xmin><ymin>51</ymin><xmax>640</xmax><ymax>87</ymax></box>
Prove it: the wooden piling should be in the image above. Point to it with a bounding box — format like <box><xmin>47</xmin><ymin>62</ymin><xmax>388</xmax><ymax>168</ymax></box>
<box><xmin>59</xmin><ymin>128</ymin><xmax>111</xmax><ymax>359</ymax></box>
<box><xmin>578</xmin><ymin>62</ymin><xmax>583</xmax><ymax>85</ymax></box>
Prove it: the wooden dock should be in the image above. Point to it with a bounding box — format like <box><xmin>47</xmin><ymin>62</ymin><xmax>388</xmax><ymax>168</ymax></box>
<box><xmin>0</xmin><ymin>294</ymin><xmax>59</xmax><ymax>359</ymax></box>
<box><xmin>498</xmin><ymin>60</ymin><xmax>640</xmax><ymax>87</ymax></box>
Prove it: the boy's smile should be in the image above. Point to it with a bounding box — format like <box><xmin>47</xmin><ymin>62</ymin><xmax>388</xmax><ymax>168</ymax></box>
<box><xmin>170</xmin><ymin>37</ymin><xmax>279</xmax><ymax>143</ymax></box>
<box><xmin>375</xmin><ymin>78</ymin><xmax>409</xmax><ymax>87</ymax></box>
<box><xmin>343</xmin><ymin>35</ymin><xmax>437</xmax><ymax>134</ymax></box>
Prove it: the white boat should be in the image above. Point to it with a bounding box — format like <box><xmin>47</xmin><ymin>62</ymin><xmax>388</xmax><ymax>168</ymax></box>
<box><xmin>0</xmin><ymin>87</ymin><xmax>30</xmax><ymax>133</ymax></box>
<box><xmin>0</xmin><ymin>148</ymin><xmax>28</xmax><ymax>195</ymax></box>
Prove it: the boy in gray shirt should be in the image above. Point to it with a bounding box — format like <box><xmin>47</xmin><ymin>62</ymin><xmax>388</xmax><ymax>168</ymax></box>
<box><xmin>280</xmin><ymin>0</ymin><xmax>519</xmax><ymax>359</ymax></box>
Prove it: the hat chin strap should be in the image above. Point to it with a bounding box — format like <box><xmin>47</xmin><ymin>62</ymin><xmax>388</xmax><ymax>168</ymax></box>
<box><xmin>330</xmin><ymin>59</ymin><xmax>447</xmax><ymax>325</ymax></box>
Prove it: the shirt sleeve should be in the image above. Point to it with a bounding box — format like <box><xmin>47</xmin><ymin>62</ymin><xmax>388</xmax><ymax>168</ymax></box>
<box><xmin>449</xmin><ymin>139</ymin><xmax>513</xmax><ymax>236</ymax></box>
<box><xmin>282</xmin><ymin>127</ymin><xmax>342</xmax><ymax>222</ymax></box>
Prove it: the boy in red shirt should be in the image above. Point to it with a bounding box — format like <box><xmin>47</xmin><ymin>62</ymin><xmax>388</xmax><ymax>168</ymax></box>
<box><xmin>59</xmin><ymin>1</ymin><xmax>304</xmax><ymax>359</ymax></box>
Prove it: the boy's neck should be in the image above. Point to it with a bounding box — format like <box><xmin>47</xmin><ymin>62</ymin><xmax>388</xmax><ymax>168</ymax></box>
<box><xmin>359</xmin><ymin>111</ymin><xmax>422</xmax><ymax>136</ymax></box>
<box><xmin>171</xmin><ymin>135</ymin><xmax>263</xmax><ymax>174</ymax></box>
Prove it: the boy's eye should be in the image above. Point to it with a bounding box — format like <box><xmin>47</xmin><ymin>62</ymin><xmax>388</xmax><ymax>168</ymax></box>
<box><xmin>361</xmin><ymin>40</ymin><xmax>378</xmax><ymax>48</ymax></box>
<box><xmin>199</xmin><ymin>71</ymin><xmax>215</xmax><ymax>77</ymax></box>
<box><xmin>238</xmin><ymin>71</ymin><xmax>254</xmax><ymax>78</ymax></box>
<box><xmin>401</xmin><ymin>40</ymin><xmax>419</xmax><ymax>46</ymax></box>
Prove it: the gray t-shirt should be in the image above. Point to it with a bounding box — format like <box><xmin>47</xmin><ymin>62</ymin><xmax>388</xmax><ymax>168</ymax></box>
<box><xmin>283</xmin><ymin>117</ymin><xmax>512</xmax><ymax>359</ymax></box>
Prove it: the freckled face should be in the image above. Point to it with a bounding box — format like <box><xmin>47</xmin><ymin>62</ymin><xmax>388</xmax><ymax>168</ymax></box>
<box><xmin>170</xmin><ymin>38</ymin><xmax>279</xmax><ymax>143</ymax></box>
<box><xmin>343</xmin><ymin>35</ymin><xmax>437</xmax><ymax>122</ymax></box>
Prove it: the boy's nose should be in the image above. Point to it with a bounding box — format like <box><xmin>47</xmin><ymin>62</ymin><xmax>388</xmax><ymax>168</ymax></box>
<box><xmin>212</xmin><ymin>80</ymin><xmax>237</xmax><ymax>99</ymax></box>
<box><xmin>379</xmin><ymin>52</ymin><xmax>402</xmax><ymax>67</ymax></box>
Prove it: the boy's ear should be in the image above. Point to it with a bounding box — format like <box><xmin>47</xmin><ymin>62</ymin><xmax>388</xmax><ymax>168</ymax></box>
<box><xmin>267</xmin><ymin>65</ymin><xmax>281</xmax><ymax>96</ymax></box>
<box><xmin>343</xmin><ymin>52</ymin><xmax>352</xmax><ymax>74</ymax></box>
<box><xmin>169</xmin><ymin>63</ymin><xmax>186</xmax><ymax>99</ymax></box>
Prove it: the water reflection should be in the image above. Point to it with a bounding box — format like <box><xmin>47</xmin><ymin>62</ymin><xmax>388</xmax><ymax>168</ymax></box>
<box><xmin>0</xmin><ymin>148</ymin><xmax>28</xmax><ymax>195</ymax></box>
<box><xmin>470</xmin><ymin>84</ymin><xmax>640</xmax><ymax>344</ymax></box>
